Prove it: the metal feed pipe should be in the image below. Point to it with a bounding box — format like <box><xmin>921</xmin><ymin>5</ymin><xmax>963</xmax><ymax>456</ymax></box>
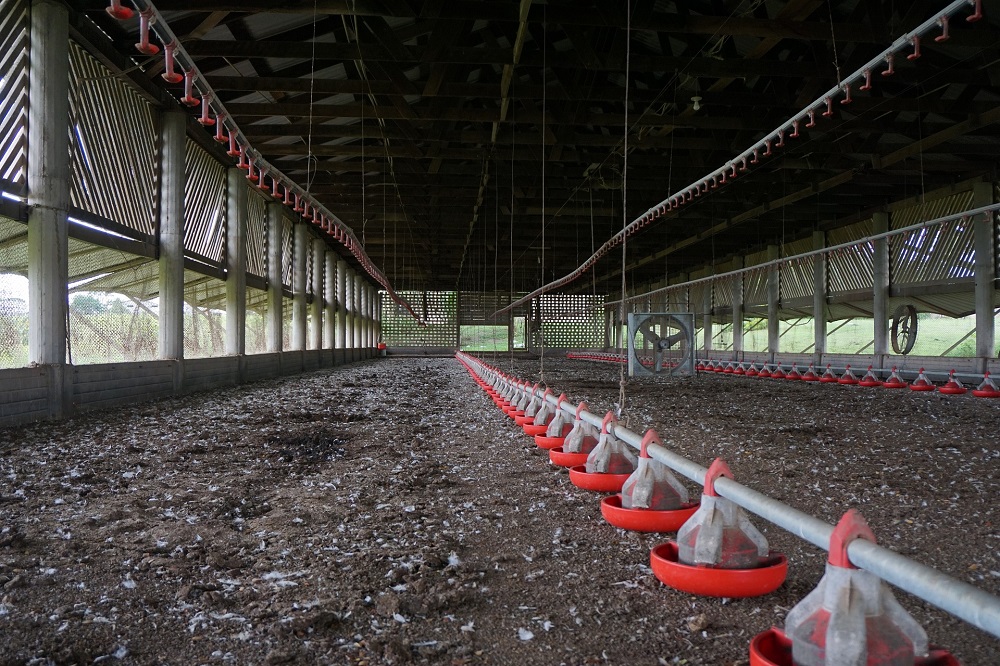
<box><xmin>493</xmin><ymin>0</ymin><xmax>986</xmax><ymax>317</ymax></box>
<box><xmin>456</xmin><ymin>351</ymin><xmax>1000</xmax><ymax>640</ymax></box>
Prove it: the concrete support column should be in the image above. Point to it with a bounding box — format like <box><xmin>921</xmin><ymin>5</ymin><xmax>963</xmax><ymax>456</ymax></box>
<box><xmin>767</xmin><ymin>245</ymin><xmax>780</xmax><ymax>362</ymax></box>
<box><xmin>732</xmin><ymin>263</ymin><xmax>744</xmax><ymax>360</ymax></box>
<box><xmin>367</xmin><ymin>286</ymin><xmax>376</xmax><ymax>348</ymax></box>
<box><xmin>324</xmin><ymin>253</ymin><xmax>337</xmax><ymax>349</ymax></box>
<box><xmin>310</xmin><ymin>238</ymin><xmax>325</xmax><ymax>350</ymax></box>
<box><xmin>702</xmin><ymin>275</ymin><xmax>713</xmax><ymax>353</ymax></box>
<box><xmin>27</xmin><ymin>0</ymin><xmax>70</xmax><ymax>368</ymax></box>
<box><xmin>353</xmin><ymin>274</ymin><xmax>364</xmax><ymax>348</ymax></box>
<box><xmin>872</xmin><ymin>212</ymin><xmax>889</xmax><ymax>361</ymax></box>
<box><xmin>157</xmin><ymin>111</ymin><xmax>186</xmax><ymax>360</ymax></box>
<box><xmin>812</xmin><ymin>230</ymin><xmax>827</xmax><ymax>363</ymax></box>
<box><xmin>225</xmin><ymin>168</ymin><xmax>247</xmax><ymax>356</ymax></box>
<box><xmin>265</xmin><ymin>203</ymin><xmax>283</xmax><ymax>353</ymax></box>
<box><xmin>973</xmin><ymin>181</ymin><xmax>995</xmax><ymax>365</ymax></box>
<box><xmin>336</xmin><ymin>260</ymin><xmax>348</xmax><ymax>349</ymax></box>
<box><xmin>359</xmin><ymin>283</ymin><xmax>369</xmax><ymax>349</ymax></box>
<box><xmin>291</xmin><ymin>223</ymin><xmax>308</xmax><ymax>351</ymax></box>
<box><xmin>344</xmin><ymin>267</ymin><xmax>355</xmax><ymax>348</ymax></box>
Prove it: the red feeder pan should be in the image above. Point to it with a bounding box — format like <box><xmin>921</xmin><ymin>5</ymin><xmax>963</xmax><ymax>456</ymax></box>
<box><xmin>883</xmin><ymin>366</ymin><xmax>908</xmax><ymax>389</ymax></box>
<box><xmin>568</xmin><ymin>465</ymin><xmax>631</xmax><ymax>492</ymax></box>
<box><xmin>523</xmin><ymin>423</ymin><xmax>548</xmax><ymax>436</ymax></box>
<box><xmin>514</xmin><ymin>414</ymin><xmax>533</xmax><ymax>426</ymax></box>
<box><xmin>696</xmin><ymin>360</ymin><xmax>706</xmax><ymax>371</ymax></box>
<box><xmin>972</xmin><ymin>372</ymin><xmax>1000</xmax><ymax>398</ymax></box>
<box><xmin>745</xmin><ymin>362</ymin><xmax>759</xmax><ymax>377</ymax></box>
<box><xmin>910</xmin><ymin>368</ymin><xmax>935</xmax><ymax>392</ymax></box>
<box><xmin>784</xmin><ymin>363</ymin><xmax>801</xmax><ymax>380</ymax></box>
<box><xmin>535</xmin><ymin>425</ymin><xmax>571</xmax><ymax>449</ymax></box>
<box><xmin>801</xmin><ymin>364</ymin><xmax>819</xmax><ymax>381</ymax></box>
<box><xmin>650</xmin><ymin>542</ymin><xmax>787</xmax><ymax>598</ymax></box>
<box><xmin>723</xmin><ymin>362</ymin><xmax>735</xmax><ymax>374</ymax></box>
<box><xmin>713</xmin><ymin>361</ymin><xmax>726</xmax><ymax>373</ymax></box>
<box><xmin>749</xmin><ymin>628</ymin><xmax>960</xmax><ymax>666</ymax></box>
<box><xmin>858</xmin><ymin>365</ymin><xmax>883</xmax><ymax>387</ymax></box>
<box><xmin>819</xmin><ymin>364</ymin><xmax>838</xmax><ymax>383</ymax></box>
<box><xmin>770</xmin><ymin>363</ymin><xmax>786</xmax><ymax>379</ymax></box>
<box><xmin>758</xmin><ymin>365</ymin><xmax>772</xmax><ymax>378</ymax></box>
<box><xmin>734</xmin><ymin>362</ymin><xmax>746</xmax><ymax>376</ymax></box>
<box><xmin>838</xmin><ymin>365</ymin><xmax>859</xmax><ymax>385</ymax></box>
<box><xmin>600</xmin><ymin>495</ymin><xmax>699</xmax><ymax>533</ymax></box>
<box><xmin>549</xmin><ymin>446</ymin><xmax>589</xmax><ymax>468</ymax></box>
<box><xmin>938</xmin><ymin>370</ymin><xmax>967</xmax><ymax>395</ymax></box>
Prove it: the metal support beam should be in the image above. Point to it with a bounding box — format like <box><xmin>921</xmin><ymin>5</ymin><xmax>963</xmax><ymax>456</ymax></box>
<box><xmin>324</xmin><ymin>252</ymin><xmax>336</xmax><ymax>349</ymax></box>
<box><xmin>27</xmin><ymin>0</ymin><xmax>69</xmax><ymax>368</ymax></box>
<box><xmin>872</xmin><ymin>212</ymin><xmax>889</xmax><ymax>362</ymax></box>
<box><xmin>310</xmin><ymin>238</ymin><xmax>325</xmax><ymax>350</ymax></box>
<box><xmin>225</xmin><ymin>168</ymin><xmax>247</xmax><ymax>355</ymax></box>
<box><xmin>813</xmin><ymin>229</ymin><xmax>827</xmax><ymax>362</ymax></box>
<box><xmin>265</xmin><ymin>203</ymin><xmax>283</xmax><ymax>352</ymax></box>
<box><xmin>973</xmin><ymin>182</ymin><xmax>995</xmax><ymax>367</ymax></box>
<box><xmin>158</xmin><ymin>111</ymin><xmax>186</xmax><ymax>361</ymax></box>
<box><xmin>767</xmin><ymin>245</ymin><xmax>780</xmax><ymax>362</ymax></box>
<box><xmin>291</xmin><ymin>223</ymin><xmax>308</xmax><ymax>351</ymax></box>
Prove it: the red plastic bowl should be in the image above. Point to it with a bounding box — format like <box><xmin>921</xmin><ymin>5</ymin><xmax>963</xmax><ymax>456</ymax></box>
<box><xmin>514</xmin><ymin>414</ymin><xmax>533</xmax><ymax>426</ymax></box>
<box><xmin>649</xmin><ymin>541</ymin><xmax>787</xmax><ymax>598</ymax></box>
<box><xmin>568</xmin><ymin>465</ymin><xmax>630</xmax><ymax>492</ymax></box>
<box><xmin>534</xmin><ymin>434</ymin><xmax>566</xmax><ymax>449</ymax></box>
<box><xmin>549</xmin><ymin>447</ymin><xmax>590</xmax><ymax>468</ymax></box>
<box><xmin>600</xmin><ymin>495</ymin><xmax>699</xmax><ymax>533</ymax></box>
<box><xmin>749</xmin><ymin>628</ymin><xmax>960</xmax><ymax>666</ymax></box>
<box><xmin>523</xmin><ymin>423</ymin><xmax>549</xmax><ymax>436</ymax></box>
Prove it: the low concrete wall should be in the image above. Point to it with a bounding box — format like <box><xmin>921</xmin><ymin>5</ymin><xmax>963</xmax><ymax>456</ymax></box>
<box><xmin>0</xmin><ymin>347</ymin><xmax>380</xmax><ymax>429</ymax></box>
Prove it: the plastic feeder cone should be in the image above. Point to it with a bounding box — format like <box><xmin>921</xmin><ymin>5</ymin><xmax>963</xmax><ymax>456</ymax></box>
<box><xmin>838</xmin><ymin>365</ymin><xmax>859</xmax><ymax>385</ymax></box>
<box><xmin>909</xmin><ymin>368</ymin><xmax>935</xmax><ymax>392</ymax></box>
<box><xmin>858</xmin><ymin>365</ymin><xmax>883</xmax><ymax>387</ymax></box>
<box><xmin>938</xmin><ymin>370</ymin><xmax>967</xmax><ymax>395</ymax></box>
<box><xmin>782</xmin><ymin>509</ymin><xmax>956</xmax><ymax>666</ymax></box>
<box><xmin>801</xmin><ymin>364</ymin><xmax>819</xmax><ymax>381</ymax></box>
<box><xmin>549</xmin><ymin>446</ymin><xmax>590</xmax><ymax>468</ymax></box>
<box><xmin>651</xmin><ymin>459</ymin><xmax>787</xmax><ymax>598</ymax></box>
<box><xmin>734</xmin><ymin>362</ymin><xmax>746</xmax><ymax>376</ymax></box>
<box><xmin>750</xmin><ymin>628</ymin><xmax>960</xmax><ymax>666</ymax></box>
<box><xmin>602</xmin><ymin>430</ymin><xmax>699</xmax><ymax>532</ymax></box>
<box><xmin>535</xmin><ymin>394</ymin><xmax>572</xmax><ymax>448</ymax></box>
<box><xmin>785</xmin><ymin>363</ymin><xmax>802</xmax><ymax>380</ymax></box>
<box><xmin>883</xmin><ymin>366</ymin><xmax>908</xmax><ymax>389</ymax></box>
<box><xmin>972</xmin><ymin>372</ymin><xmax>1000</xmax><ymax>398</ymax></box>
<box><xmin>570</xmin><ymin>412</ymin><xmax>636</xmax><ymax>492</ymax></box>
<box><xmin>770</xmin><ymin>363</ymin><xmax>786</xmax><ymax>379</ymax></box>
<box><xmin>561</xmin><ymin>401</ymin><xmax>599</xmax><ymax>457</ymax></box>
<box><xmin>745</xmin><ymin>362</ymin><xmax>759</xmax><ymax>377</ymax></box>
<box><xmin>713</xmin><ymin>361</ymin><xmax>726</xmax><ymax>373</ymax></box>
<box><xmin>723</xmin><ymin>362</ymin><xmax>735</xmax><ymax>374</ymax></box>
<box><xmin>758</xmin><ymin>364</ymin><xmax>772</xmax><ymax>378</ymax></box>
<box><xmin>819</xmin><ymin>364</ymin><xmax>839</xmax><ymax>383</ymax></box>
<box><xmin>696</xmin><ymin>360</ymin><xmax>706</xmax><ymax>371</ymax></box>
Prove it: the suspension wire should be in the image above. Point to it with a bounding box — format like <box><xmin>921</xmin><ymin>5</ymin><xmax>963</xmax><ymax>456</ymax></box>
<box><xmin>305</xmin><ymin>0</ymin><xmax>318</xmax><ymax>193</ymax></box>
<box><xmin>538</xmin><ymin>7</ymin><xmax>547</xmax><ymax>385</ymax></box>
<box><xmin>509</xmin><ymin>76</ymin><xmax>516</xmax><ymax>372</ymax></box>
<box><xmin>617</xmin><ymin>2</ymin><xmax>632</xmax><ymax>422</ymax></box>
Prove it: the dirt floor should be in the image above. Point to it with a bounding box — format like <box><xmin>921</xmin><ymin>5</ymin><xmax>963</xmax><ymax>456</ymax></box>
<box><xmin>0</xmin><ymin>355</ymin><xmax>998</xmax><ymax>665</ymax></box>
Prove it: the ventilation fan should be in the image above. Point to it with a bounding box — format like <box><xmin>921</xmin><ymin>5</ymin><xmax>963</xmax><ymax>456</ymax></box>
<box><xmin>627</xmin><ymin>312</ymin><xmax>696</xmax><ymax>377</ymax></box>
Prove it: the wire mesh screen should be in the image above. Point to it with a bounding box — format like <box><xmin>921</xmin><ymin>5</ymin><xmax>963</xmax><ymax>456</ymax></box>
<box><xmin>245</xmin><ymin>286</ymin><xmax>267</xmax><ymax>354</ymax></box>
<box><xmin>538</xmin><ymin>294</ymin><xmax>604</xmax><ymax>348</ymax></box>
<box><xmin>381</xmin><ymin>290</ymin><xmax>457</xmax><ymax>347</ymax></box>
<box><xmin>68</xmin><ymin>42</ymin><xmax>156</xmax><ymax>237</ymax></box>
<box><xmin>0</xmin><ymin>0</ymin><xmax>28</xmax><ymax>190</ymax></box>
<box><xmin>459</xmin><ymin>291</ymin><xmax>516</xmax><ymax>323</ymax></box>
<box><xmin>0</xmin><ymin>215</ymin><xmax>28</xmax><ymax>367</ymax></box>
<box><xmin>184</xmin><ymin>139</ymin><xmax>225</xmax><ymax>265</ymax></box>
<box><xmin>282</xmin><ymin>296</ymin><xmax>294</xmax><ymax>351</ymax></box>
<box><xmin>246</xmin><ymin>188</ymin><xmax>267</xmax><ymax>278</ymax></box>
<box><xmin>68</xmin><ymin>290</ymin><xmax>158</xmax><ymax>365</ymax></box>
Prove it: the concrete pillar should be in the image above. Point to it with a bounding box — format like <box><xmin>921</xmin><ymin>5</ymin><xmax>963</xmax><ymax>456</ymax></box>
<box><xmin>732</xmin><ymin>263</ymin><xmax>744</xmax><ymax>360</ymax></box>
<box><xmin>225</xmin><ymin>168</ymin><xmax>247</xmax><ymax>356</ymax></box>
<box><xmin>27</xmin><ymin>0</ymin><xmax>70</xmax><ymax>367</ymax></box>
<box><xmin>973</xmin><ymin>181</ymin><xmax>995</xmax><ymax>365</ymax></box>
<box><xmin>336</xmin><ymin>259</ymin><xmax>348</xmax><ymax>348</ymax></box>
<box><xmin>872</xmin><ymin>212</ymin><xmax>889</xmax><ymax>360</ymax></box>
<box><xmin>310</xmin><ymin>238</ymin><xmax>325</xmax><ymax>350</ymax></box>
<box><xmin>767</xmin><ymin>245</ymin><xmax>780</xmax><ymax>361</ymax></box>
<box><xmin>367</xmin><ymin>285</ymin><xmax>376</xmax><ymax>348</ymax></box>
<box><xmin>324</xmin><ymin>253</ymin><xmax>337</xmax><ymax>349</ymax></box>
<box><xmin>157</xmin><ymin>111</ymin><xmax>186</xmax><ymax>360</ymax></box>
<box><xmin>291</xmin><ymin>223</ymin><xmax>308</xmax><ymax>351</ymax></box>
<box><xmin>265</xmin><ymin>203</ymin><xmax>283</xmax><ymax>353</ymax></box>
<box><xmin>359</xmin><ymin>282</ymin><xmax>369</xmax><ymax>349</ymax></box>
<box><xmin>344</xmin><ymin>267</ymin><xmax>355</xmax><ymax>348</ymax></box>
<box><xmin>812</xmin><ymin>229</ymin><xmax>827</xmax><ymax>362</ymax></box>
<box><xmin>353</xmin><ymin>273</ymin><xmax>364</xmax><ymax>348</ymax></box>
<box><xmin>702</xmin><ymin>275</ymin><xmax>713</xmax><ymax>353</ymax></box>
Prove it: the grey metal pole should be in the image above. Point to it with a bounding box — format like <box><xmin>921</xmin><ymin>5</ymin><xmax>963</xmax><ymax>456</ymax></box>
<box><xmin>766</xmin><ymin>245</ymin><xmax>779</xmax><ymax>363</ymax></box>
<box><xmin>225</xmin><ymin>168</ymin><xmax>247</xmax><ymax>356</ymax></box>
<box><xmin>27</xmin><ymin>0</ymin><xmax>69</xmax><ymax>368</ymax></box>
<box><xmin>310</xmin><ymin>238</ymin><xmax>325</xmax><ymax>350</ymax></box>
<box><xmin>973</xmin><ymin>182</ymin><xmax>995</xmax><ymax>367</ymax></box>
<box><xmin>158</xmin><ymin>111</ymin><xmax>186</xmax><ymax>360</ymax></box>
<box><xmin>324</xmin><ymin>252</ymin><xmax>337</xmax><ymax>349</ymax></box>
<box><xmin>812</xmin><ymin>229</ymin><xmax>827</xmax><ymax>364</ymax></box>
<box><xmin>872</xmin><ymin>212</ymin><xmax>889</xmax><ymax>363</ymax></box>
<box><xmin>265</xmin><ymin>203</ymin><xmax>283</xmax><ymax>353</ymax></box>
<box><xmin>291</xmin><ymin>223</ymin><xmax>308</xmax><ymax>351</ymax></box>
<box><xmin>336</xmin><ymin>259</ymin><xmax>348</xmax><ymax>350</ymax></box>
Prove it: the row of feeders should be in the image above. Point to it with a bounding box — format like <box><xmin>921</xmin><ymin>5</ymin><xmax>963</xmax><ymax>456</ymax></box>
<box><xmin>699</xmin><ymin>359</ymin><xmax>1000</xmax><ymax>398</ymax></box>
<box><xmin>457</xmin><ymin>354</ymin><xmax>960</xmax><ymax>665</ymax></box>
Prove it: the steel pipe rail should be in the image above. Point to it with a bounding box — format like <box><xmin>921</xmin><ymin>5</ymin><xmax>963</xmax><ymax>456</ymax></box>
<box><xmin>456</xmin><ymin>351</ymin><xmax>1000</xmax><ymax>639</ymax></box>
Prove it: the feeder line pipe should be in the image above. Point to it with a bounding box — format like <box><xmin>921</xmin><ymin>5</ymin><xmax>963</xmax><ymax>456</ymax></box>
<box><xmin>694</xmin><ymin>359</ymin><xmax>989</xmax><ymax>382</ymax></box>
<box><xmin>493</xmin><ymin>0</ymin><xmax>984</xmax><ymax>318</ymax></box>
<box><xmin>457</xmin><ymin>351</ymin><xmax>1000</xmax><ymax>639</ymax></box>
<box><xmin>604</xmin><ymin>203</ymin><xmax>1000</xmax><ymax>308</ymax></box>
